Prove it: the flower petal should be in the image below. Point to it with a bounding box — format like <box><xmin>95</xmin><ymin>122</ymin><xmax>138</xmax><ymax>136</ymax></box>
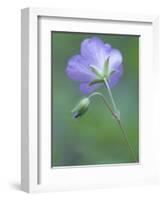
<box><xmin>108</xmin><ymin>64</ymin><xmax>123</xmax><ymax>88</ymax></box>
<box><xmin>80</xmin><ymin>82</ymin><xmax>101</xmax><ymax>94</ymax></box>
<box><xmin>109</xmin><ymin>49</ymin><xmax>123</xmax><ymax>72</ymax></box>
<box><xmin>81</xmin><ymin>37</ymin><xmax>111</xmax><ymax>70</ymax></box>
<box><xmin>66</xmin><ymin>54</ymin><xmax>96</xmax><ymax>82</ymax></box>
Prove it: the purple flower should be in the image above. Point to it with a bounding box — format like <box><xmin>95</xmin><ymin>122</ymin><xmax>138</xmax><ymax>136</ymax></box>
<box><xmin>66</xmin><ymin>37</ymin><xmax>123</xmax><ymax>94</ymax></box>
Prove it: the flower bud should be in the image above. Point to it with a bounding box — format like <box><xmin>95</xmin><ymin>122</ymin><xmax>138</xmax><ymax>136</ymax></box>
<box><xmin>71</xmin><ymin>98</ymin><xmax>90</xmax><ymax>118</ymax></box>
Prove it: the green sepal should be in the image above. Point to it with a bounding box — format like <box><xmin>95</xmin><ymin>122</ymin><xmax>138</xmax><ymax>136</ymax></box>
<box><xmin>103</xmin><ymin>57</ymin><xmax>109</xmax><ymax>78</ymax></box>
<box><xmin>109</xmin><ymin>70</ymin><xmax>116</xmax><ymax>78</ymax></box>
<box><xmin>89</xmin><ymin>79</ymin><xmax>104</xmax><ymax>86</ymax></box>
<box><xmin>90</xmin><ymin>65</ymin><xmax>103</xmax><ymax>78</ymax></box>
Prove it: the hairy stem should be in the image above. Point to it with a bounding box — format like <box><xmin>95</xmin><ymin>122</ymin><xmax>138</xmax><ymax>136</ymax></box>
<box><xmin>88</xmin><ymin>92</ymin><xmax>117</xmax><ymax>118</ymax></box>
<box><xmin>103</xmin><ymin>78</ymin><xmax>118</xmax><ymax>114</ymax></box>
<box><xmin>103</xmin><ymin>79</ymin><xmax>137</xmax><ymax>162</ymax></box>
<box><xmin>116</xmin><ymin>119</ymin><xmax>137</xmax><ymax>161</ymax></box>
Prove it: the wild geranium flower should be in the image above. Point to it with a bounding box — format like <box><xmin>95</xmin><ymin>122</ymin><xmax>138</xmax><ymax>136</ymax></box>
<box><xmin>66</xmin><ymin>37</ymin><xmax>137</xmax><ymax>162</ymax></box>
<box><xmin>66</xmin><ymin>36</ymin><xmax>123</xmax><ymax>94</ymax></box>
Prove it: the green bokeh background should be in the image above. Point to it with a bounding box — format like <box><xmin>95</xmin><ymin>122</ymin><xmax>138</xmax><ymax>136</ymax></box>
<box><xmin>51</xmin><ymin>32</ymin><xmax>139</xmax><ymax>167</ymax></box>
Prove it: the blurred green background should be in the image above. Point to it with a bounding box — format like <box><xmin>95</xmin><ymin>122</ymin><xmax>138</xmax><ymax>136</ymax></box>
<box><xmin>51</xmin><ymin>32</ymin><xmax>139</xmax><ymax>167</ymax></box>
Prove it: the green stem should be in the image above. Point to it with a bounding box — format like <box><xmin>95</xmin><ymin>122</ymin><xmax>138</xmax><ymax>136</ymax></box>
<box><xmin>116</xmin><ymin>119</ymin><xmax>137</xmax><ymax>161</ymax></box>
<box><xmin>103</xmin><ymin>78</ymin><xmax>118</xmax><ymax>114</ymax></box>
<box><xmin>88</xmin><ymin>92</ymin><xmax>117</xmax><ymax>119</ymax></box>
<box><xmin>102</xmin><ymin>79</ymin><xmax>137</xmax><ymax>162</ymax></box>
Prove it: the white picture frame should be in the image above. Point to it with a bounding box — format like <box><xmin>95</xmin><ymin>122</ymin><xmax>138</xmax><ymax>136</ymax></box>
<box><xmin>21</xmin><ymin>7</ymin><xmax>159</xmax><ymax>193</ymax></box>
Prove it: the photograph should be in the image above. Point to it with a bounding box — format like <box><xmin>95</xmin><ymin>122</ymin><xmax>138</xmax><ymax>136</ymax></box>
<box><xmin>51</xmin><ymin>32</ymin><xmax>139</xmax><ymax>167</ymax></box>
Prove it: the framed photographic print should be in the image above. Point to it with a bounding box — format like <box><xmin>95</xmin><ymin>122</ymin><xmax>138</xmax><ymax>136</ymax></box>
<box><xmin>21</xmin><ymin>8</ymin><xmax>159</xmax><ymax>192</ymax></box>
